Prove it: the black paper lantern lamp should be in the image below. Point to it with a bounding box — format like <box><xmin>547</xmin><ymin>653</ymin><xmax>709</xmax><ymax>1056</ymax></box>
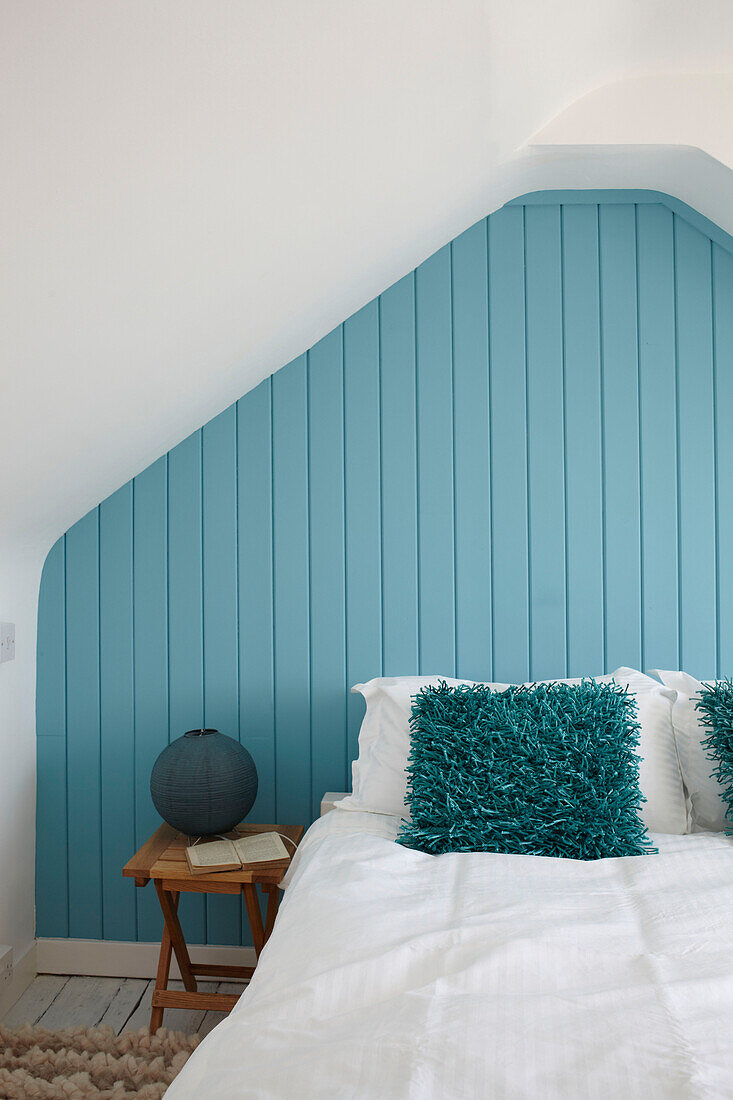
<box><xmin>150</xmin><ymin>728</ymin><xmax>258</xmax><ymax>837</ymax></box>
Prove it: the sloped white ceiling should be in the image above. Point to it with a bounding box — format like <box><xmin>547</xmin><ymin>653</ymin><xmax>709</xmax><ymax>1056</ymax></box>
<box><xmin>531</xmin><ymin>74</ymin><xmax>733</xmax><ymax>167</ymax></box>
<box><xmin>3</xmin><ymin>0</ymin><xmax>733</xmax><ymax>555</ymax></box>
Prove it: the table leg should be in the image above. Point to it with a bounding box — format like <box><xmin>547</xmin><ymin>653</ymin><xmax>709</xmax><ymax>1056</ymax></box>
<box><xmin>154</xmin><ymin>881</ymin><xmax>198</xmax><ymax>993</ymax></box>
<box><xmin>150</xmin><ymin>890</ymin><xmax>181</xmax><ymax>1034</ymax></box>
<box><xmin>263</xmin><ymin>885</ymin><xmax>280</xmax><ymax>943</ymax></box>
<box><xmin>242</xmin><ymin>883</ymin><xmax>266</xmax><ymax>957</ymax></box>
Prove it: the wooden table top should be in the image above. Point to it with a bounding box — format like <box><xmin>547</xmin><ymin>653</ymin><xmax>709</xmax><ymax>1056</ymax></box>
<box><xmin>123</xmin><ymin>822</ymin><xmax>305</xmax><ymax>888</ymax></box>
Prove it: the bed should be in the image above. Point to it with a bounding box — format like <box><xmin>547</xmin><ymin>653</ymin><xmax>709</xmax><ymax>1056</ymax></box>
<box><xmin>168</xmin><ymin>807</ymin><xmax>733</xmax><ymax>1099</ymax></box>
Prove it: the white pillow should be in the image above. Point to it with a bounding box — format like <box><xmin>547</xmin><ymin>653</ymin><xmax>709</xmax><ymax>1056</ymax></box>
<box><xmin>339</xmin><ymin>677</ymin><xmax>473</xmax><ymax>818</ymax></box>
<box><xmin>338</xmin><ymin>669</ymin><xmax>688</xmax><ymax>835</ymax></box>
<box><xmin>610</xmin><ymin>668</ymin><xmax>687</xmax><ymax>834</ymax></box>
<box><xmin>651</xmin><ymin>670</ymin><xmax>729</xmax><ymax>832</ymax></box>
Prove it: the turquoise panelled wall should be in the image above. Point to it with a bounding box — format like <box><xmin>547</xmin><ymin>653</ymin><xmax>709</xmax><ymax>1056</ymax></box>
<box><xmin>36</xmin><ymin>190</ymin><xmax>733</xmax><ymax>943</ymax></box>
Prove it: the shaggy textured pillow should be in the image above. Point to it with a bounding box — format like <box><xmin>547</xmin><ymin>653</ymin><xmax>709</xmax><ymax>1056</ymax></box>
<box><xmin>398</xmin><ymin>680</ymin><xmax>654</xmax><ymax>860</ymax></box>
<box><xmin>695</xmin><ymin>679</ymin><xmax>733</xmax><ymax>832</ymax></box>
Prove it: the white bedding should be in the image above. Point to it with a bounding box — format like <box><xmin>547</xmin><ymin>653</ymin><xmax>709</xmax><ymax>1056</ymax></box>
<box><xmin>168</xmin><ymin>810</ymin><xmax>733</xmax><ymax>1099</ymax></box>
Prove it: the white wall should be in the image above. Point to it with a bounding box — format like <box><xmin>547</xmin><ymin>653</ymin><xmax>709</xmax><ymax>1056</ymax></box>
<box><xmin>0</xmin><ymin>546</ymin><xmax>45</xmax><ymax>964</ymax></box>
<box><xmin>2</xmin><ymin>0</ymin><xmax>733</xmax><ymax>960</ymax></box>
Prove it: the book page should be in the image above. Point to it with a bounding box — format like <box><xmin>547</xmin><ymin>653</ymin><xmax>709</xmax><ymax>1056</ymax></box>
<box><xmin>233</xmin><ymin>832</ymin><xmax>290</xmax><ymax>864</ymax></box>
<box><xmin>187</xmin><ymin>838</ymin><xmax>239</xmax><ymax>867</ymax></box>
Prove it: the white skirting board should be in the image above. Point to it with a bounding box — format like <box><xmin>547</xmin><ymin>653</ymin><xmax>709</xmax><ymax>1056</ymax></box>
<box><xmin>36</xmin><ymin>939</ymin><xmax>257</xmax><ymax>980</ymax></box>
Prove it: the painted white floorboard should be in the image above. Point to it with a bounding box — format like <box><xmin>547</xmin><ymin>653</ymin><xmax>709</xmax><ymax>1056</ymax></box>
<box><xmin>198</xmin><ymin>981</ymin><xmax>247</xmax><ymax>1038</ymax></box>
<box><xmin>158</xmin><ymin>980</ymin><xmax>219</xmax><ymax>1035</ymax></box>
<box><xmin>98</xmin><ymin>977</ymin><xmax>149</xmax><ymax>1035</ymax></box>
<box><xmin>2</xmin><ymin>974</ymin><xmax>68</xmax><ymax>1027</ymax></box>
<box><xmin>121</xmin><ymin>978</ymin><xmax>218</xmax><ymax>1034</ymax></box>
<box><xmin>116</xmin><ymin>979</ymin><xmax>154</xmax><ymax>1033</ymax></box>
<box><xmin>37</xmin><ymin>976</ymin><xmax>123</xmax><ymax>1030</ymax></box>
<box><xmin>2</xmin><ymin>974</ymin><xmax>241</xmax><ymax>1035</ymax></box>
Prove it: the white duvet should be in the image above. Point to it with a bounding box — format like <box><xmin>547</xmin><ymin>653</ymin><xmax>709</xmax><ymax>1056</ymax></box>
<box><xmin>168</xmin><ymin>810</ymin><xmax>733</xmax><ymax>1099</ymax></box>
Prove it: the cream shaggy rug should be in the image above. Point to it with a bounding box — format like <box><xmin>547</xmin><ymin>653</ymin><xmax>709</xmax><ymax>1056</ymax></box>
<box><xmin>0</xmin><ymin>1024</ymin><xmax>199</xmax><ymax>1098</ymax></box>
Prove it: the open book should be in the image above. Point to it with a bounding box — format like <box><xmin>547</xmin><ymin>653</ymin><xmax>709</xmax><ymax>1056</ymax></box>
<box><xmin>185</xmin><ymin>831</ymin><xmax>291</xmax><ymax>875</ymax></box>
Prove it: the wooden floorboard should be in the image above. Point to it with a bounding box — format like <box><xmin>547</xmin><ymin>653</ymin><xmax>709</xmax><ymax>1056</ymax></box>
<box><xmin>2</xmin><ymin>974</ymin><xmax>242</xmax><ymax>1036</ymax></box>
<box><xmin>98</xmin><ymin>977</ymin><xmax>150</xmax><ymax>1035</ymax></box>
<box><xmin>36</xmin><ymin>976</ymin><xmax>123</xmax><ymax>1030</ymax></box>
<box><xmin>119</xmin><ymin>978</ymin><xmax>219</xmax><ymax>1034</ymax></box>
<box><xmin>199</xmin><ymin>981</ymin><xmax>247</xmax><ymax>1038</ymax></box>
<box><xmin>116</xmin><ymin>979</ymin><xmax>154</xmax><ymax>1033</ymax></box>
<box><xmin>2</xmin><ymin>975</ymin><xmax>69</xmax><ymax>1028</ymax></box>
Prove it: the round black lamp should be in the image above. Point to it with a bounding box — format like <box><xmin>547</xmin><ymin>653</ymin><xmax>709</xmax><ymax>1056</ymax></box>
<box><xmin>150</xmin><ymin>729</ymin><xmax>258</xmax><ymax>837</ymax></box>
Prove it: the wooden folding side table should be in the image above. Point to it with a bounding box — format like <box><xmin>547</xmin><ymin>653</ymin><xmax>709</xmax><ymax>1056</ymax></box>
<box><xmin>123</xmin><ymin>822</ymin><xmax>304</xmax><ymax>1033</ymax></box>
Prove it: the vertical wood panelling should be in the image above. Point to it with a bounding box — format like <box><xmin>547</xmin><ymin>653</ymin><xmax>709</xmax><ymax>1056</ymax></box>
<box><xmin>599</xmin><ymin>204</ymin><xmax>642</xmax><ymax>672</ymax></box>
<box><xmin>713</xmin><ymin>244</ymin><xmax>733</xmax><ymax>675</ymax></box>
<box><xmin>35</xmin><ymin>735</ymin><xmax>69</xmax><ymax>935</ymax></box>
<box><xmin>379</xmin><ymin>274</ymin><xmax>419</xmax><ymax>674</ymax></box>
<box><xmin>674</xmin><ymin>217</ymin><xmax>717</xmax><ymax>677</ymax></box>
<box><xmin>36</xmin><ymin>538</ymin><xmax>68</xmax><ymax>937</ymax></box>
<box><xmin>524</xmin><ymin>204</ymin><xmax>566</xmax><ymax>680</ymax></box>
<box><xmin>99</xmin><ymin>485</ymin><xmax>136</xmax><ymax>941</ymax></box>
<box><xmin>308</xmin><ymin>329</ymin><xmax>347</xmax><ymax>818</ymax></box>
<box><xmin>636</xmin><ymin>203</ymin><xmax>680</xmax><ymax>670</ymax></box>
<box><xmin>202</xmin><ymin>406</ymin><xmax>241</xmax><ymax>945</ymax></box>
<box><xmin>562</xmin><ymin>205</ymin><xmax>605</xmax><ymax>676</ymax></box>
<box><xmin>237</xmin><ymin>382</ymin><xmax>275</xmax><ymax>948</ymax></box>
<box><xmin>415</xmin><ymin>246</ymin><xmax>456</xmax><ymax>674</ymax></box>
<box><xmin>488</xmin><ymin>205</ymin><xmax>530</xmax><ymax>682</ymax></box>
<box><xmin>451</xmin><ymin>221</ymin><xmax>491</xmax><ymax>681</ymax></box>
<box><xmin>65</xmin><ymin>510</ymin><xmax>102</xmax><ymax>939</ymax></box>
<box><xmin>202</xmin><ymin>408</ymin><xmax>239</xmax><ymax>740</ymax></box>
<box><xmin>272</xmin><ymin>357</ymin><xmax>311</xmax><ymax>825</ymax></box>
<box><xmin>343</xmin><ymin>302</ymin><xmax>382</xmax><ymax>764</ymax></box>
<box><xmin>132</xmin><ymin>457</ymin><xmax>169</xmax><ymax>941</ymax></box>
<box><xmin>37</xmin><ymin>191</ymin><xmax>733</xmax><ymax>945</ymax></box>
<box><xmin>167</xmin><ymin>432</ymin><xmax>206</xmax><ymax>944</ymax></box>
<box><xmin>237</xmin><ymin>380</ymin><xmax>276</xmax><ymax>823</ymax></box>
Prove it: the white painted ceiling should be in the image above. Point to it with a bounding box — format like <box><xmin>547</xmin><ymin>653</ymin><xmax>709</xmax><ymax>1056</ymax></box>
<box><xmin>3</xmin><ymin>0</ymin><xmax>733</xmax><ymax>558</ymax></box>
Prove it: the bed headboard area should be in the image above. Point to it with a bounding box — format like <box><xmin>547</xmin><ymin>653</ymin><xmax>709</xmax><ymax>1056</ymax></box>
<box><xmin>36</xmin><ymin>189</ymin><xmax>733</xmax><ymax>946</ymax></box>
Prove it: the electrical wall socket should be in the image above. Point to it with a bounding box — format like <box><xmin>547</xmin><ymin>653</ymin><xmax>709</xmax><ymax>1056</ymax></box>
<box><xmin>0</xmin><ymin>946</ymin><xmax>11</xmax><ymax>991</ymax></box>
<box><xmin>0</xmin><ymin>623</ymin><xmax>15</xmax><ymax>662</ymax></box>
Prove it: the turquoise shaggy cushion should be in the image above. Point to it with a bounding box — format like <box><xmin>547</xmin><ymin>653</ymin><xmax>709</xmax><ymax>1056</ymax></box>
<box><xmin>398</xmin><ymin>680</ymin><xmax>654</xmax><ymax>860</ymax></box>
<box><xmin>696</xmin><ymin>680</ymin><xmax>733</xmax><ymax>832</ymax></box>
